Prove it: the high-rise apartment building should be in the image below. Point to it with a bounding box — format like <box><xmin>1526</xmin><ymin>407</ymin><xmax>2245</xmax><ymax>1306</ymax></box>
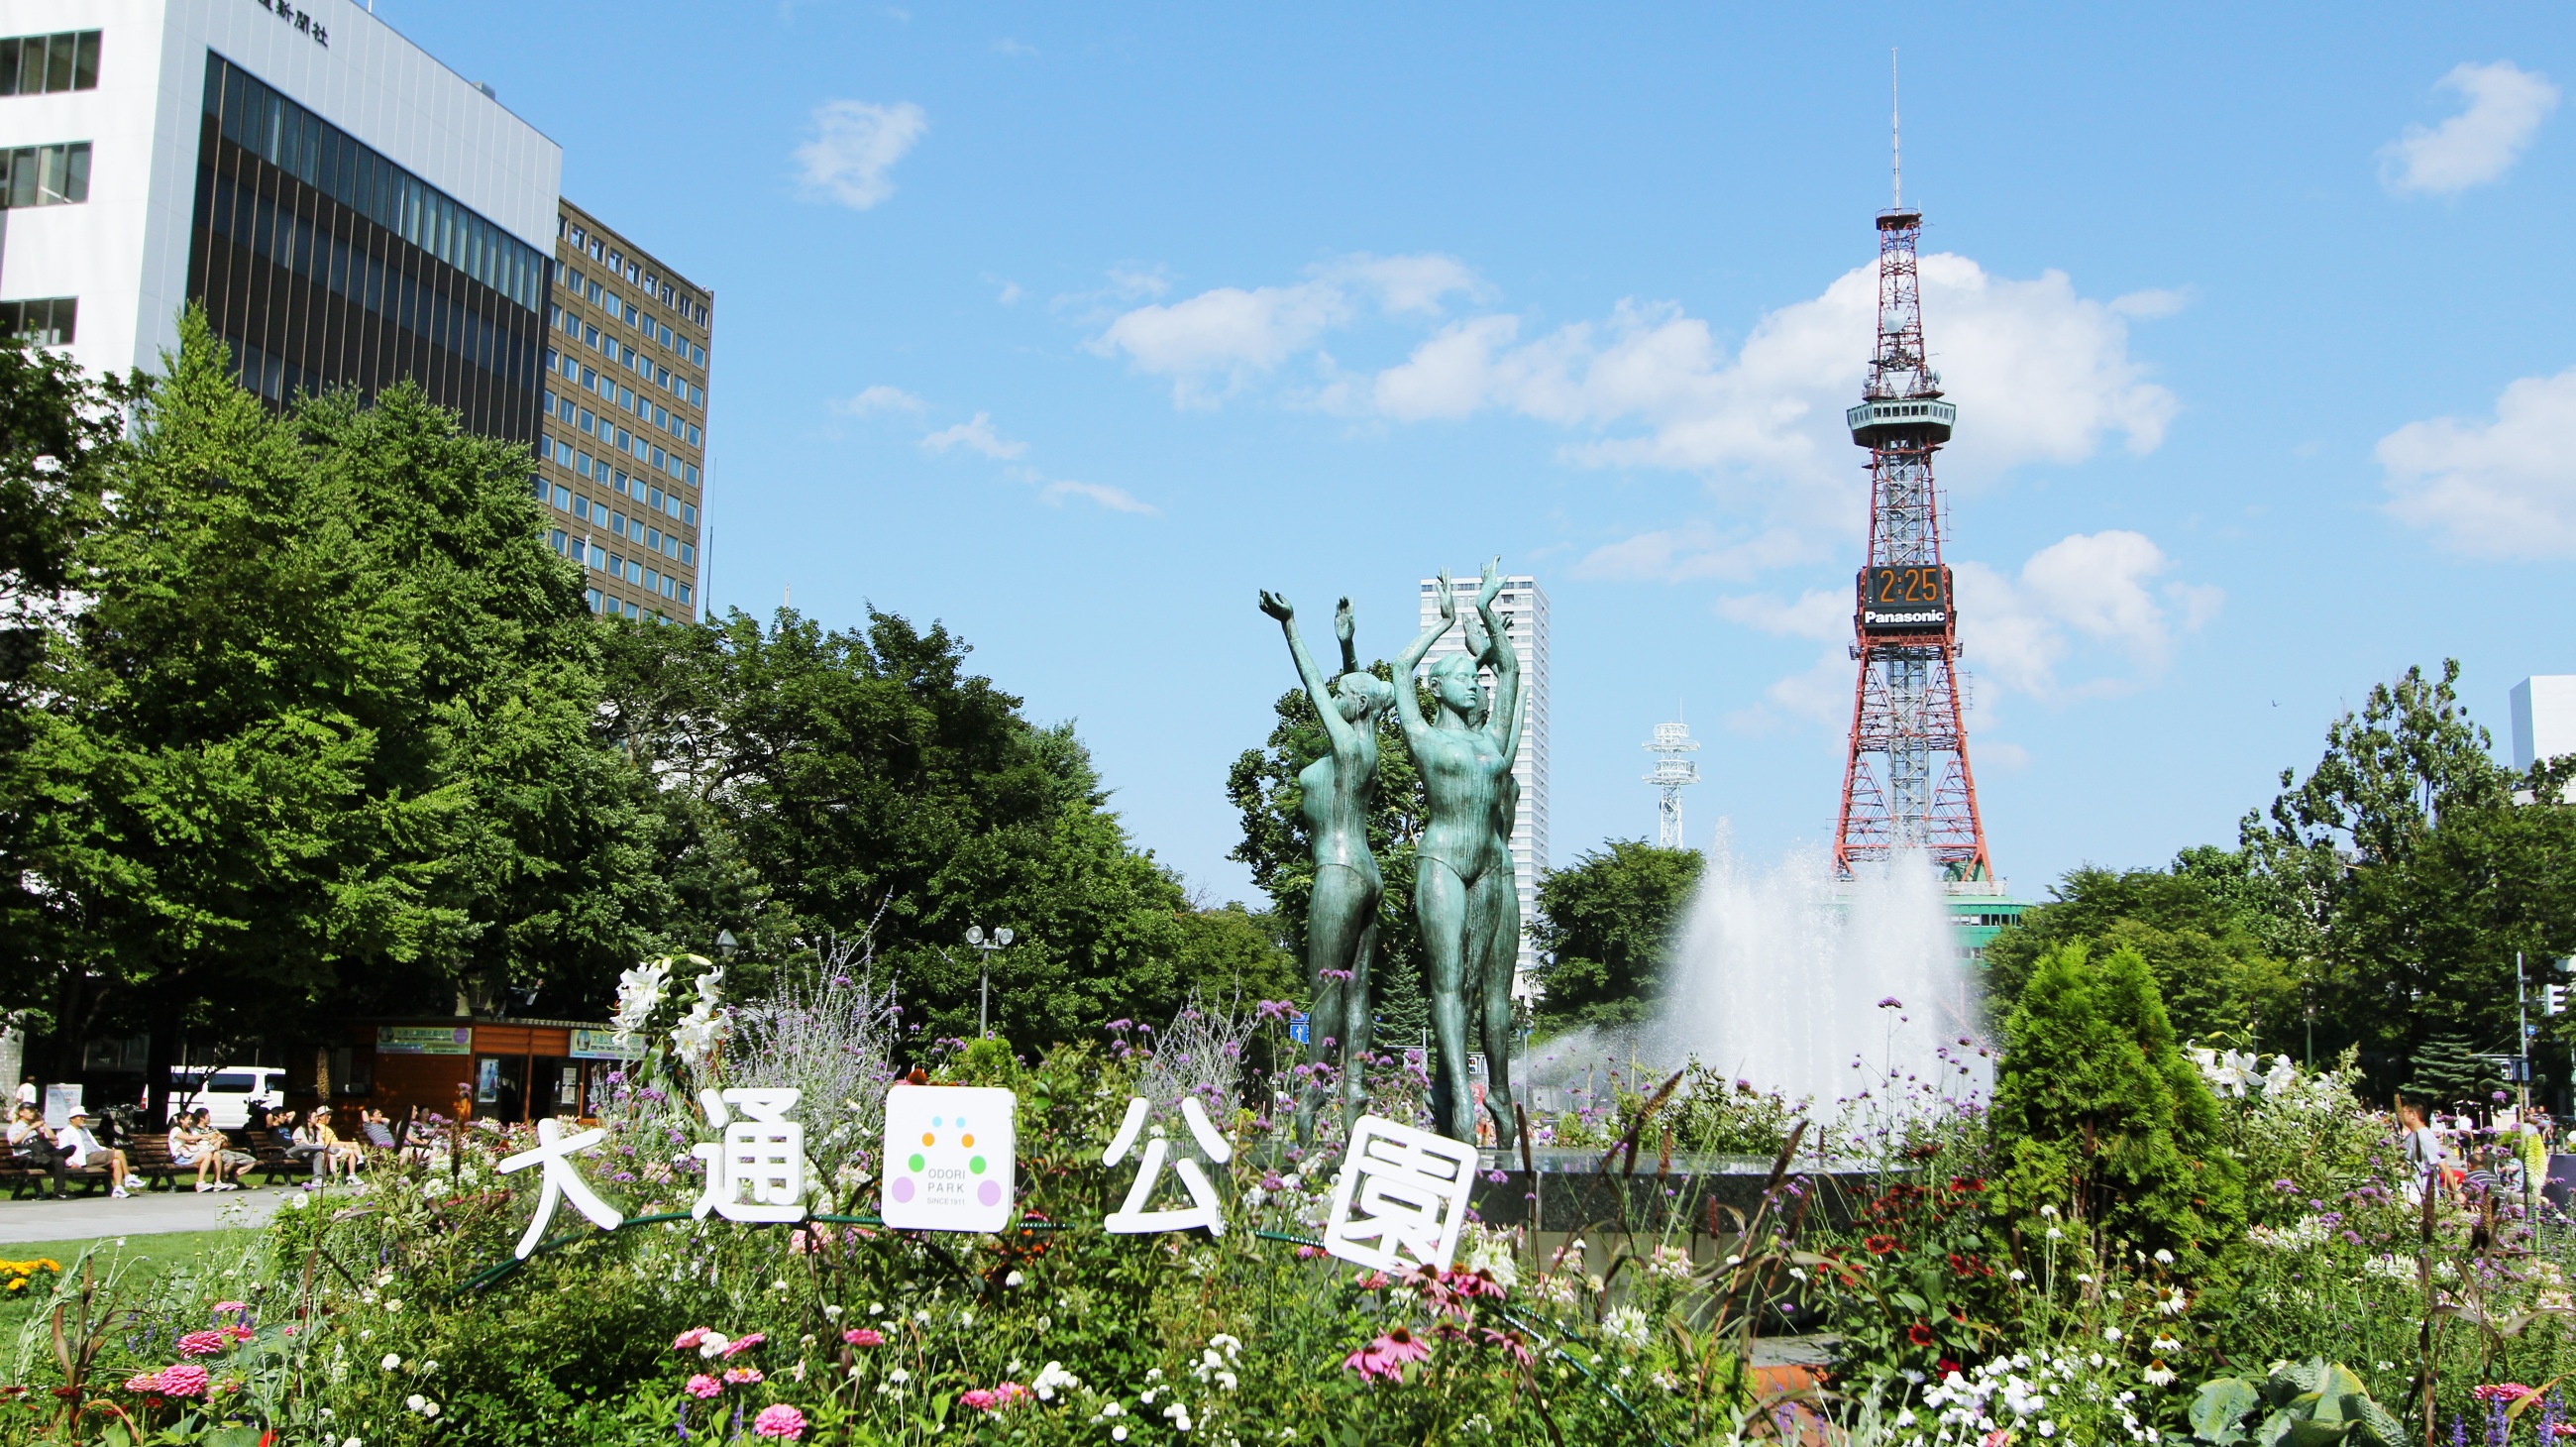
<box><xmin>1416</xmin><ymin>573</ymin><xmax>1552</xmax><ymax>995</ymax></box>
<box><xmin>530</xmin><ymin>200</ymin><xmax>710</xmax><ymax>621</ymax></box>
<box><xmin>0</xmin><ymin>1</ymin><xmax>560</xmax><ymax>437</ymax></box>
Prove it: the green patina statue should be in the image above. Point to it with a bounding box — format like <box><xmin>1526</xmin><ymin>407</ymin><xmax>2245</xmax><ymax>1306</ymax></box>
<box><xmin>1394</xmin><ymin>559</ymin><xmax>1525</xmax><ymax>1145</ymax></box>
<box><xmin>1257</xmin><ymin>591</ymin><xmax>1396</xmax><ymax>1142</ymax></box>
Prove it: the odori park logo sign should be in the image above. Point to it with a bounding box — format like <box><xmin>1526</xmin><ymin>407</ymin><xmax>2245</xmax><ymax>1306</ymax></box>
<box><xmin>498</xmin><ymin>1083</ymin><xmax>1481</xmax><ymax>1277</ymax></box>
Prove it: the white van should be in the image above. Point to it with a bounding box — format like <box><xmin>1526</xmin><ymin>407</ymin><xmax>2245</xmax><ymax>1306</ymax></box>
<box><xmin>166</xmin><ymin>1067</ymin><xmax>285</xmax><ymax>1130</ymax></box>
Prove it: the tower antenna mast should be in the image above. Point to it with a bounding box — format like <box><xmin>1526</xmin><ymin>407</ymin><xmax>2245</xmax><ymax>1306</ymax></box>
<box><xmin>1643</xmin><ymin>713</ymin><xmax>1701</xmax><ymax>851</ymax></box>
<box><xmin>1831</xmin><ymin>101</ymin><xmax>1992</xmax><ymax>883</ymax></box>
<box><xmin>1891</xmin><ymin>49</ymin><xmax>1901</xmax><ymax>209</ymax></box>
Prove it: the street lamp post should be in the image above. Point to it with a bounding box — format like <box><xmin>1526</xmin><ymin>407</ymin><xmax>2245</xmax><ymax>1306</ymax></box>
<box><xmin>966</xmin><ymin>925</ymin><xmax>1015</xmax><ymax>1039</ymax></box>
<box><xmin>715</xmin><ymin>930</ymin><xmax>738</xmax><ymax>961</ymax></box>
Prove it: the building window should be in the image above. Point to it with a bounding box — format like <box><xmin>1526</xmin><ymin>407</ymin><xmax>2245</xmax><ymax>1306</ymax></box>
<box><xmin>0</xmin><ymin>33</ymin><xmax>100</xmax><ymax>96</ymax></box>
<box><xmin>0</xmin><ymin>143</ymin><xmax>88</xmax><ymax>207</ymax></box>
<box><xmin>0</xmin><ymin>296</ymin><xmax>75</xmax><ymax>345</ymax></box>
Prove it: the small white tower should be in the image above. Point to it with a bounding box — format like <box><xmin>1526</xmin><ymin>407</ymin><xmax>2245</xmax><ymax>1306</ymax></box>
<box><xmin>1643</xmin><ymin>715</ymin><xmax>1701</xmax><ymax>849</ymax></box>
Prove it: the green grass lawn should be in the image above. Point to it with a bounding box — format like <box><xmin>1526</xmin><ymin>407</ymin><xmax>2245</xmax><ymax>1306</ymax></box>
<box><xmin>0</xmin><ymin>1230</ymin><xmax>251</xmax><ymax>1338</ymax></box>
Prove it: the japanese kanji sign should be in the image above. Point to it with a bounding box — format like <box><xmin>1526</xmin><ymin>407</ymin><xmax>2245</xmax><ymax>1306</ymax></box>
<box><xmin>1103</xmin><ymin>1095</ymin><xmax>1233</xmax><ymax>1237</ymax></box>
<box><xmin>497</xmin><ymin>1117</ymin><xmax>624</xmax><ymax>1259</ymax></box>
<box><xmin>881</xmin><ymin>1084</ymin><xmax>1017</xmax><ymax>1233</ymax></box>
<box><xmin>1318</xmin><ymin>1114</ymin><xmax>1477</xmax><ymax>1274</ymax></box>
<box><xmin>693</xmin><ymin>1087</ymin><xmax>807</xmax><ymax>1223</ymax></box>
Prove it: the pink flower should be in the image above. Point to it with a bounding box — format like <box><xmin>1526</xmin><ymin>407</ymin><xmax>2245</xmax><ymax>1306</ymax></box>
<box><xmin>720</xmin><ymin>1332</ymin><xmax>767</xmax><ymax>1359</ymax></box>
<box><xmin>685</xmin><ymin>1374</ymin><xmax>721</xmax><ymax>1399</ymax></box>
<box><xmin>1342</xmin><ymin>1326</ymin><xmax>1432</xmax><ymax>1383</ymax></box>
<box><xmin>123</xmin><ymin>1372</ymin><xmax>161</xmax><ymax>1393</ymax></box>
<box><xmin>1295</xmin><ymin>1246</ymin><xmax>1322</xmax><ymax>1260</ymax></box>
<box><xmin>673</xmin><ymin>1327</ymin><xmax>711</xmax><ymax>1352</ymax></box>
<box><xmin>150</xmin><ymin>1364</ymin><xmax>210</xmax><ymax>1399</ymax></box>
<box><xmin>175</xmin><ymin>1330</ymin><xmax>231</xmax><ymax>1357</ymax></box>
<box><xmin>753</xmin><ymin>1403</ymin><xmax>807</xmax><ymax>1440</ymax></box>
<box><xmin>2476</xmin><ymin>1385</ymin><xmax>2539</xmax><ymax>1402</ymax></box>
<box><xmin>210</xmin><ymin>1300</ymin><xmax>248</xmax><ymax>1316</ymax></box>
<box><xmin>1478</xmin><ymin>1327</ymin><xmax>1533</xmax><ymax>1367</ymax></box>
<box><xmin>960</xmin><ymin>1389</ymin><xmax>999</xmax><ymax>1411</ymax></box>
<box><xmin>843</xmin><ymin>1328</ymin><xmax>884</xmax><ymax>1347</ymax></box>
<box><xmin>993</xmin><ymin>1383</ymin><xmax>1032</xmax><ymax>1407</ymax></box>
<box><xmin>1355</xmin><ymin>1271</ymin><xmax>1390</xmax><ymax>1291</ymax></box>
<box><xmin>724</xmin><ymin>1367</ymin><xmax>765</xmax><ymax>1386</ymax></box>
<box><xmin>1981</xmin><ymin>1431</ymin><xmax>2015</xmax><ymax>1447</ymax></box>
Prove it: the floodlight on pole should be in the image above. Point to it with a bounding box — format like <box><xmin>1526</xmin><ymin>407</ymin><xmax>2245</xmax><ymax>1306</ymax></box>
<box><xmin>967</xmin><ymin>925</ymin><xmax>1016</xmax><ymax>1038</ymax></box>
<box><xmin>1642</xmin><ymin>713</ymin><xmax>1701</xmax><ymax>849</ymax></box>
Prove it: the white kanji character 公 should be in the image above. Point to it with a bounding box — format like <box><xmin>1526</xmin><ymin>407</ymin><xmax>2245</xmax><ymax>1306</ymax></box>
<box><xmin>498</xmin><ymin>1117</ymin><xmax>625</xmax><ymax>1259</ymax></box>
<box><xmin>1320</xmin><ymin>1114</ymin><xmax>1477</xmax><ymax>1274</ymax></box>
<box><xmin>691</xmin><ymin>1086</ymin><xmax>806</xmax><ymax>1223</ymax></box>
<box><xmin>1102</xmin><ymin>1095</ymin><xmax>1233</xmax><ymax>1237</ymax></box>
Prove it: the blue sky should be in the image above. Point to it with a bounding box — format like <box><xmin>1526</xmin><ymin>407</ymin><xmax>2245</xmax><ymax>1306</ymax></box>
<box><xmin>389</xmin><ymin>2</ymin><xmax>2574</xmax><ymax>907</ymax></box>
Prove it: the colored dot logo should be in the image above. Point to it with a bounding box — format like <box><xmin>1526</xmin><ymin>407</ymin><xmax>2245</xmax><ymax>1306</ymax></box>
<box><xmin>882</xmin><ymin>1086</ymin><xmax>1016</xmax><ymax>1230</ymax></box>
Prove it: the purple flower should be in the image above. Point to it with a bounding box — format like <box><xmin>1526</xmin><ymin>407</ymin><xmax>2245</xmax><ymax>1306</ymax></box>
<box><xmin>1878</xmin><ymin>997</ymin><xmax>1902</xmax><ymax>1009</ymax></box>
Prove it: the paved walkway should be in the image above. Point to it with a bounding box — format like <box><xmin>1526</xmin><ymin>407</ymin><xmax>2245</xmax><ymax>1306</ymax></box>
<box><xmin>0</xmin><ymin>1184</ymin><xmax>298</xmax><ymax>1245</ymax></box>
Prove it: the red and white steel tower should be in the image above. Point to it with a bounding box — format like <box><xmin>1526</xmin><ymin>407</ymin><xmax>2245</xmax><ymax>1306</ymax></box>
<box><xmin>1830</xmin><ymin>155</ymin><xmax>1991</xmax><ymax>881</ymax></box>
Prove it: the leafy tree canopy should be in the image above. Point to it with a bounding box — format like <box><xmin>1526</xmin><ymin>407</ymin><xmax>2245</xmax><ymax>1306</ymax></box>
<box><xmin>1528</xmin><ymin>838</ymin><xmax>1703</xmax><ymax>1031</ymax></box>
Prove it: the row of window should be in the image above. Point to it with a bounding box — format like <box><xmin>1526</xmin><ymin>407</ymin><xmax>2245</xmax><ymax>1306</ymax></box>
<box><xmin>205</xmin><ymin>55</ymin><xmax>546</xmax><ymax>312</ymax></box>
<box><xmin>557</xmin><ymin>266</ymin><xmax>705</xmax><ymax>366</ymax></box>
<box><xmin>545</xmin><ymin>381</ymin><xmax>698</xmax><ymax>448</ymax></box>
<box><xmin>586</xmin><ymin>589</ymin><xmax>674</xmax><ymax>622</ymax></box>
<box><xmin>545</xmin><ymin>528</ymin><xmax>693</xmax><ymax>605</ymax></box>
<box><xmin>534</xmin><ymin>444</ymin><xmax>697</xmax><ymax>525</ymax></box>
<box><xmin>0</xmin><ymin>296</ymin><xmax>74</xmax><ymax>345</ymax></box>
<box><xmin>209</xmin><ymin>171</ymin><xmax>526</xmax><ymax>381</ymax></box>
<box><xmin>0</xmin><ymin>143</ymin><xmax>88</xmax><ymax>208</ymax></box>
<box><xmin>560</xmin><ymin>217</ymin><xmax>708</xmax><ymax>327</ymax></box>
<box><xmin>535</xmin><ymin>479</ymin><xmax>696</xmax><ymax>564</ymax></box>
<box><xmin>542</xmin><ymin>421</ymin><xmax>694</xmax><ymax>490</ymax></box>
<box><xmin>549</xmin><ymin>306</ymin><xmax>702</xmax><ymax>405</ymax></box>
<box><xmin>0</xmin><ymin>31</ymin><xmax>99</xmax><ymax>95</ymax></box>
<box><xmin>548</xmin><ymin>342</ymin><xmax>701</xmax><ymax>453</ymax></box>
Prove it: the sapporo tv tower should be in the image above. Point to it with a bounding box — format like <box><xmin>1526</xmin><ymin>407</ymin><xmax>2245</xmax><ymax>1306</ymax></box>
<box><xmin>1830</xmin><ymin>75</ymin><xmax>1994</xmax><ymax>887</ymax></box>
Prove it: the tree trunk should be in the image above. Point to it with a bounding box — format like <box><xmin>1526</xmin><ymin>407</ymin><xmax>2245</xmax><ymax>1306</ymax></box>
<box><xmin>142</xmin><ymin>1001</ymin><xmax>181</xmax><ymax>1129</ymax></box>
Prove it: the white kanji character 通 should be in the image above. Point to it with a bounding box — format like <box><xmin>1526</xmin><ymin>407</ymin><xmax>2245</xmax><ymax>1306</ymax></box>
<box><xmin>497</xmin><ymin>1117</ymin><xmax>625</xmax><ymax>1259</ymax></box>
<box><xmin>1320</xmin><ymin>1114</ymin><xmax>1477</xmax><ymax>1274</ymax></box>
<box><xmin>1102</xmin><ymin>1095</ymin><xmax>1233</xmax><ymax>1237</ymax></box>
<box><xmin>691</xmin><ymin>1087</ymin><xmax>807</xmax><ymax>1223</ymax></box>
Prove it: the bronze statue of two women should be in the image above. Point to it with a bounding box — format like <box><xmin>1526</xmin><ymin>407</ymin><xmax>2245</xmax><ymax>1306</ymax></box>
<box><xmin>1258</xmin><ymin>560</ymin><xmax>1524</xmax><ymax>1147</ymax></box>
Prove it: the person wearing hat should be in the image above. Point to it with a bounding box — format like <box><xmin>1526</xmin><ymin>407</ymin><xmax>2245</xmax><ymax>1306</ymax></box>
<box><xmin>57</xmin><ymin>1111</ymin><xmax>128</xmax><ymax>1198</ymax></box>
<box><xmin>5</xmin><ymin>1103</ymin><xmax>73</xmax><ymax>1197</ymax></box>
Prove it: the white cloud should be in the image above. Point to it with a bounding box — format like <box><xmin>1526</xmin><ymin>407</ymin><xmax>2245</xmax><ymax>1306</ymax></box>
<box><xmin>1571</xmin><ymin>521</ymin><xmax>1819</xmax><ymax>584</ymax></box>
<box><xmin>833</xmin><ymin>385</ymin><xmax>922</xmax><ymax>416</ymax></box>
<box><xmin>2380</xmin><ymin>366</ymin><xmax>2576</xmax><ymax>556</ymax></box>
<box><xmin>993</xmin><ymin>37</ymin><xmax>1037</xmax><ymax>56</ymax></box>
<box><xmin>1039</xmin><ymin>478</ymin><xmax>1157</xmax><ymax>514</ymax></box>
<box><xmin>2381</xmin><ymin>61</ymin><xmax>2559</xmax><ymax>195</ymax></box>
<box><xmin>1713</xmin><ymin>588</ymin><xmax>1849</xmax><ymax>640</ymax></box>
<box><xmin>1090</xmin><ymin>254</ymin><xmax>1480</xmax><ymax>404</ymax></box>
<box><xmin>919</xmin><ymin>412</ymin><xmax>1026</xmax><ymax>460</ymax></box>
<box><xmin>1373</xmin><ymin>258</ymin><xmax>2175</xmax><ymax>519</ymax></box>
<box><xmin>795</xmin><ymin>99</ymin><xmax>928</xmax><ymax>210</ymax></box>
<box><xmin>993</xmin><ymin>279</ymin><xmax>1024</xmax><ymax>305</ymax></box>
<box><xmin>1951</xmin><ymin>530</ymin><xmax>2217</xmax><ymax>699</ymax></box>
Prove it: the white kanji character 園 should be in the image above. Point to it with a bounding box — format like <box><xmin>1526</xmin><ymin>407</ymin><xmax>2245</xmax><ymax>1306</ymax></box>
<box><xmin>691</xmin><ymin>1087</ymin><xmax>806</xmax><ymax>1223</ymax></box>
<box><xmin>498</xmin><ymin>1117</ymin><xmax>625</xmax><ymax>1259</ymax></box>
<box><xmin>1320</xmin><ymin>1114</ymin><xmax>1476</xmax><ymax>1274</ymax></box>
<box><xmin>1102</xmin><ymin>1095</ymin><xmax>1233</xmax><ymax>1237</ymax></box>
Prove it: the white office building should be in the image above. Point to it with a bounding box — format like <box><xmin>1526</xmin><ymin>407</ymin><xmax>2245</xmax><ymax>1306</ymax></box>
<box><xmin>1417</xmin><ymin>573</ymin><xmax>1551</xmax><ymax>997</ymax></box>
<box><xmin>0</xmin><ymin>0</ymin><xmax>559</xmax><ymax>437</ymax></box>
<box><xmin>2514</xmin><ymin>677</ymin><xmax>2576</xmax><ymax>802</ymax></box>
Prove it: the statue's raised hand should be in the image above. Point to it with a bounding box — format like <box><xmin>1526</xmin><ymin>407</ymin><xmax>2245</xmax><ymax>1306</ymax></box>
<box><xmin>1258</xmin><ymin>590</ymin><xmax>1294</xmax><ymax>622</ymax></box>
<box><xmin>1437</xmin><ymin>570</ymin><xmax>1457</xmax><ymax>622</ymax></box>
<box><xmin>1476</xmin><ymin>557</ymin><xmax>1505</xmax><ymax>609</ymax></box>
<box><xmin>1334</xmin><ymin>598</ymin><xmax>1355</xmax><ymax>647</ymax></box>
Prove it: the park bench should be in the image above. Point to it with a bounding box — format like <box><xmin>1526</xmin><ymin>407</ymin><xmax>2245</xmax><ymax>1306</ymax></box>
<box><xmin>0</xmin><ymin>1150</ymin><xmax>112</xmax><ymax>1200</ymax></box>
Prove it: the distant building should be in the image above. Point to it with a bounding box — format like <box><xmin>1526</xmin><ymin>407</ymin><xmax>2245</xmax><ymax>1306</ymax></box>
<box><xmin>2512</xmin><ymin>677</ymin><xmax>2576</xmax><ymax>803</ymax></box>
<box><xmin>1416</xmin><ymin>573</ymin><xmax>1550</xmax><ymax>995</ymax></box>
<box><xmin>0</xmin><ymin>2</ymin><xmax>561</xmax><ymax>439</ymax></box>
<box><xmin>532</xmin><ymin>200</ymin><xmax>712</xmax><ymax>621</ymax></box>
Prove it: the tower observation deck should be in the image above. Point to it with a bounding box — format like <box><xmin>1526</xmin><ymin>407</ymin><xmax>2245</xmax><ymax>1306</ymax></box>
<box><xmin>1830</xmin><ymin>200</ymin><xmax>1992</xmax><ymax>882</ymax></box>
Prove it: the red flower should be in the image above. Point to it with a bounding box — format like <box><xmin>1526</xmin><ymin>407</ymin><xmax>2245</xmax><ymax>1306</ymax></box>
<box><xmin>1938</xmin><ymin>1357</ymin><xmax>1963</xmax><ymax>1379</ymax></box>
<box><xmin>1865</xmin><ymin>1235</ymin><xmax>1901</xmax><ymax>1256</ymax></box>
<box><xmin>1906</xmin><ymin>1322</ymin><xmax>1936</xmax><ymax>1347</ymax></box>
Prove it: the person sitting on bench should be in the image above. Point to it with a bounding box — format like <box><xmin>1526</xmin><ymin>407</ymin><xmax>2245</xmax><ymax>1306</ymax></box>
<box><xmin>284</xmin><ymin>1110</ymin><xmax>332</xmax><ymax>1186</ymax></box>
<box><xmin>5</xmin><ymin>1104</ymin><xmax>73</xmax><ymax>1197</ymax></box>
<box><xmin>188</xmin><ymin>1109</ymin><xmax>256</xmax><ymax>1188</ymax></box>
<box><xmin>58</xmin><ymin>1112</ymin><xmax>129</xmax><ymax>1198</ymax></box>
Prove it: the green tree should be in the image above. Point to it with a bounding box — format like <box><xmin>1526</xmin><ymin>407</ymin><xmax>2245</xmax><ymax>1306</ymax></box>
<box><xmin>2399</xmin><ymin>1034</ymin><xmax>2499</xmax><ymax>1109</ymax></box>
<box><xmin>597</xmin><ymin>606</ymin><xmax>1218</xmax><ymax>1053</ymax></box>
<box><xmin>1528</xmin><ymin>838</ymin><xmax>1704</xmax><ymax>1031</ymax></box>
<box><xmin>2238</xmin><ymin>661</ymin><xmax>2576</xmax><ymax>1089</ymax></box>
<box><xmin>1990</xmin><ymin>941</ymin><xmax>2246</xmax><ymax>1278</ymax></box>
<box><xmin>1982</xmin><ymin>859</ymin><xmax>2300</xmax><ymax>1053</ymax></box>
